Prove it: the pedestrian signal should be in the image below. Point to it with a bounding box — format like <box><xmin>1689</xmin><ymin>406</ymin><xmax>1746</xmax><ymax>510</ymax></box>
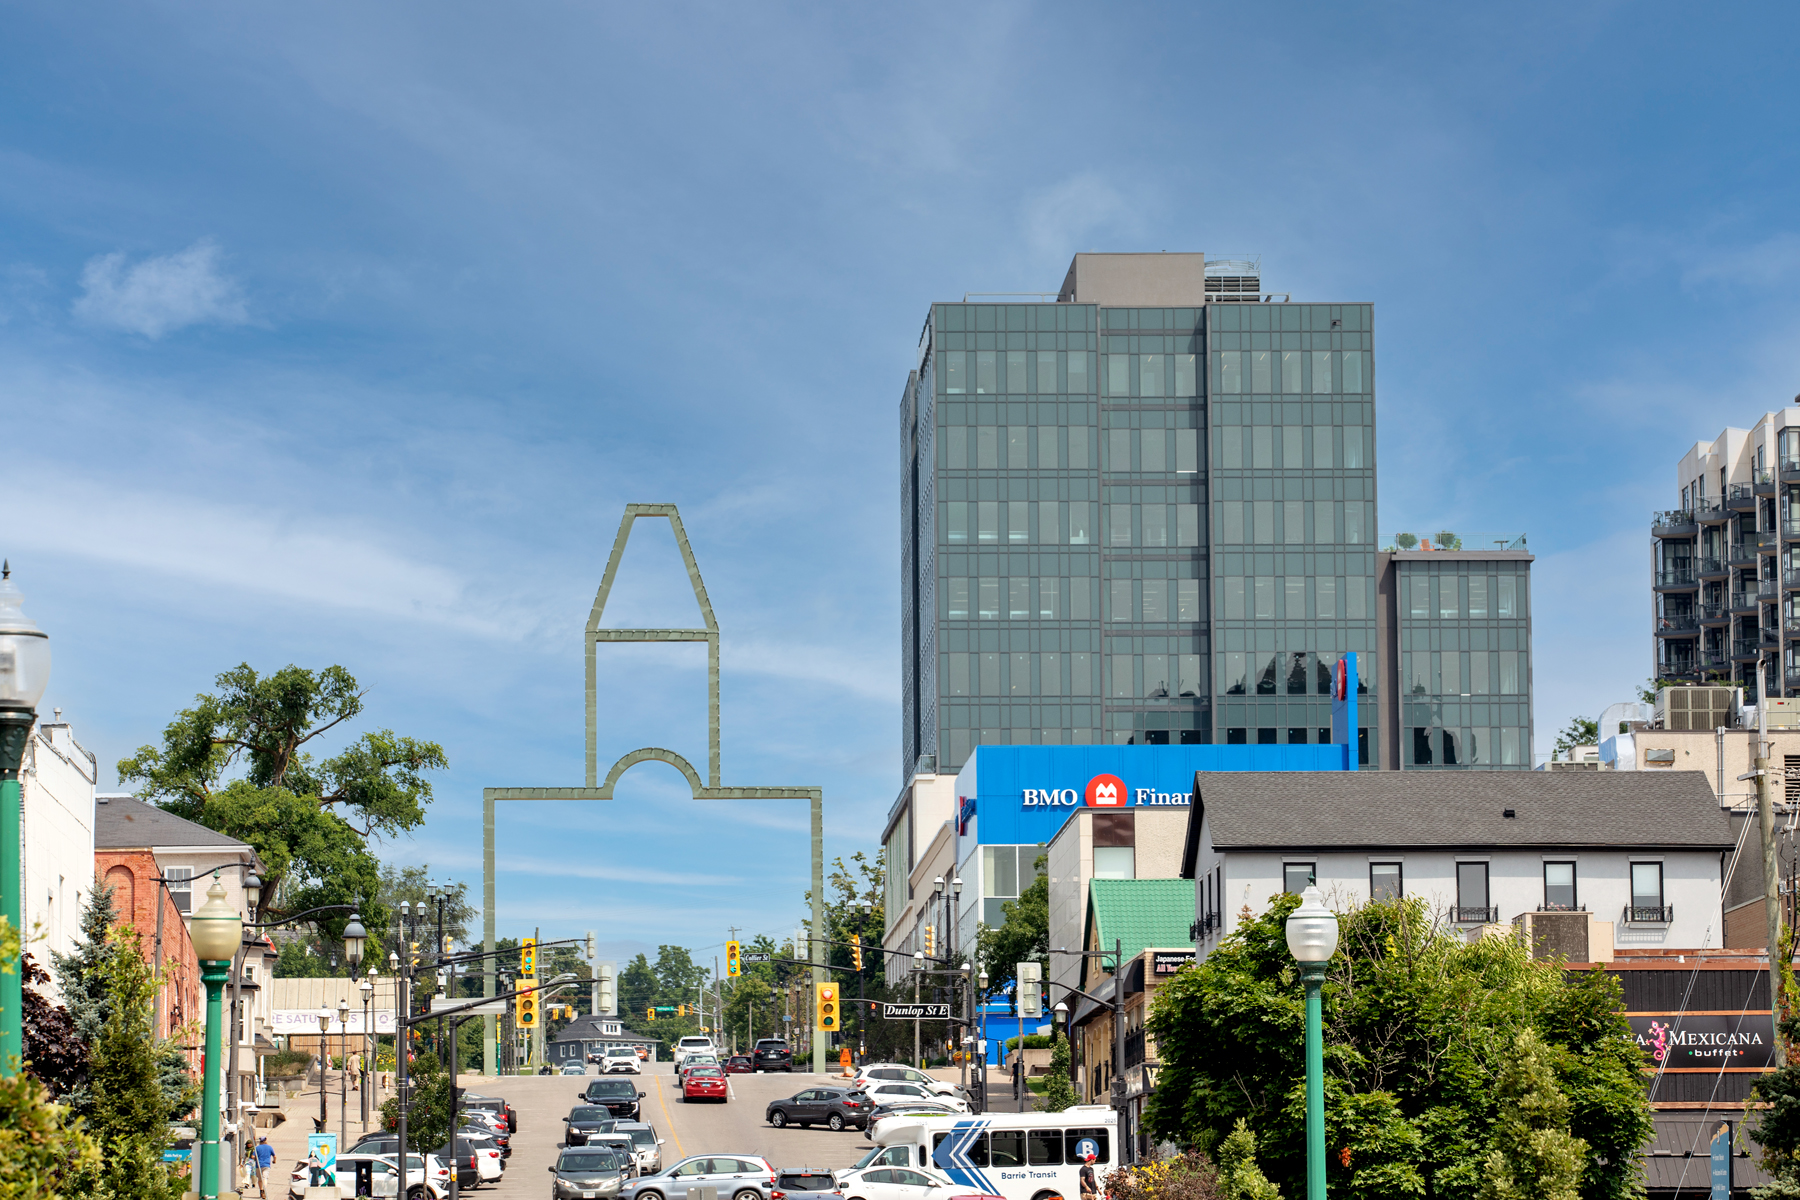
<box><xmin>850</xmin><ymin>933</ymin><xmax>862</xmax><ymax>971</ymax></box>
<box><xmin>816</xmin><ymin>982</ymin><xmax>838</xmax><ymax>1031</ymax></box>
<box><xmin>520</xmin><ymin>938</ymin><xmax>537</xmax><ymax>975</ymax></box>
<box><xmin>726</xmin><ymin>941</ymin><xmax>741</xmax><ymax>977</ymax></box>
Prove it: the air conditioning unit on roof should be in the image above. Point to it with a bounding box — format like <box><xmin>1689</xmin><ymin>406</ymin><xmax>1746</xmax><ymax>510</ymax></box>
<box><xmin>1656</xmin><ymin>686</ymin><xmax>1736</xmax><ymax>732</ymax></box>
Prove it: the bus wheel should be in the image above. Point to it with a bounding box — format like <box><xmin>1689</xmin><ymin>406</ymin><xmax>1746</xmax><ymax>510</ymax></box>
<box><xmin>1032</xmin><ymin>1191</ymin><xmax>1065</xmax><ymax>1200</ymax></box>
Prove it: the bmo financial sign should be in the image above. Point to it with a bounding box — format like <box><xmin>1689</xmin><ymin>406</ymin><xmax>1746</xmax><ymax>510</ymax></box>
<box><xmin>1022</xmin><ymin>772</ymin><xmax>1188</xmax><ymax>808</ymax></box>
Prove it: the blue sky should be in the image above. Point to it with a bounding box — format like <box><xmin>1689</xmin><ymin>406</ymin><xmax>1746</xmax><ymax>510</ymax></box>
<box><xmin>4</xmin><ymin>3</ymin><xmax>1798</xmax><ymax>959</ymax></box>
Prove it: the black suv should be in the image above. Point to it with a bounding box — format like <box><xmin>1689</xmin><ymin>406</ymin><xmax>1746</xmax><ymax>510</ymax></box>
<box><xmin>580</xmin><ymin>1076</ymin><xmax>647</xmax><ymax>1119</ymax></box>
<box><xmin>753</xmin><ymin>1039</ymin><xmax>793</xmax><ymax>1072</ymax></box>
<box><xmin>765</xmin><ymin>1086</ymin><xmax>871</xmax><ymax>1132</ymax></box>
<box><xmin>565</xmin><ymin>1105</ymin><xmax>615</xmax><ymax>1145</ymax></box>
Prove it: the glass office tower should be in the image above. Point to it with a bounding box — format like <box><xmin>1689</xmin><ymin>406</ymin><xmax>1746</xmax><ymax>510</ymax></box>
<box><xmin>900</xmin><ymin>254</ymin><xmax>1381</xmax><ymax>777</ymax></box>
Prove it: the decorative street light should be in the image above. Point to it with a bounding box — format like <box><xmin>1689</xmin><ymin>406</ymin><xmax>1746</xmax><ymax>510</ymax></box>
<box><xmin>190</xmin><ymin>873</ymin><xmax>244</xmax><ymax>1199</ymax></box>
<box><xmin>1285</xmin><ymin>886</ymin><xmax>1339</xmax><ymax>1200</ymax></box>
<box><xmin>316</xmin><ymin>1005</ymin><xmax>333</xmax><ymax>1132</ymax></box>
<box><xmin>0</xmin><ymin>564</ymin><xmax>50</xmax><ymax>1076</ymax></box>
<box><xmin>337</xmin><ymin>998</ymin><xmax>350</xmax><ymax>1145</ymax></box>
<box><xmin>359</xmin><ymin>975</ymin><xmax>375</xmax><ymax>1129</ymax></box>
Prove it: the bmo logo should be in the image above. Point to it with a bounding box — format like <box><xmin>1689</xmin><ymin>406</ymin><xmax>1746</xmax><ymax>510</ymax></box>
<box><xmin>1085</xmin><ymin>774</ymin><xmax>1127</xmax><ymax>807</ymax></box>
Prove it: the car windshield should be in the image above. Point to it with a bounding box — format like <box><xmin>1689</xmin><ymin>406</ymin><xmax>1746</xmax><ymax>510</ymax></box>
<box><xmin>624</xmin><ymin>1129</ymin><xmax>656</xmax><ymax>1147</ymax></box>
<box><xmin>571</xmin><ymin>1107</ymin><xmax>608</xmax><ymax>1120</ymax></box>
<box><xmin>587</xmin><ymin>1080</ymin><xmax>636</xmax><ymax>1096</ymax></box>
<box><xmin>559</xmin><ymin>1152</ymin><xmax>618</xmax><ymax>1172</ymax></box>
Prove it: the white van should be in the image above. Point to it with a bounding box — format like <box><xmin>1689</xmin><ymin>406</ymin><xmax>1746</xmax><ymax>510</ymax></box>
<box><xmin>672</xmin><ymin>1036</ymin><xmax>717</xmax><ymax>1067</ymax></box>
<box><xmin>869</xmin><ymin>1108</ymin><xmax>1117</xmax><ymax>1200</ymax></box>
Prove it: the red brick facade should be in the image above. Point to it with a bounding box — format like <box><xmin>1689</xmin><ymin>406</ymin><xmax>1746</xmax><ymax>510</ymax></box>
<box><xmin>95</xmin><ymin>850</ymin><xmax>202</xmax><ymax>1061</ymax></box>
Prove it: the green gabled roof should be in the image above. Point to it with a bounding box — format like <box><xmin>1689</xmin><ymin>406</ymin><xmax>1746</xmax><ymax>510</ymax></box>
<box><xmin>1081</xmin><ymin>878</ymin><xmax>1194</xmax><ymax>985</ymax></box>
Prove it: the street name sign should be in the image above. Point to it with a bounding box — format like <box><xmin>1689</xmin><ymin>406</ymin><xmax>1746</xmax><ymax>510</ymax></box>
<box><xmin>883</xmin><ymin>1003</ymin><xmax>951</xmax><ymax>1019</ymax></box>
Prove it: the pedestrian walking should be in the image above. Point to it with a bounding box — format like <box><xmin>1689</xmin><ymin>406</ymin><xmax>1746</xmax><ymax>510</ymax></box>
<box><xmin>253</xmin><ymin>1136</ymin><xmax>276</xmax><ymax>1198</ymax></box>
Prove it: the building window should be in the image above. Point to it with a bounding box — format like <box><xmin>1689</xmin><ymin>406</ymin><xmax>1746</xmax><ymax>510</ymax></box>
<box><xmin>1093</xmin><ymin>847</ymin><xmax>1135</xmax><ymax>880</ymax></box>
<box><xmin>1282</xmin><ymin>863</ymin><xmax>1315</xmax><ymax>895</ymax></box>
<box><xmin>1543</xmin><ymin>862</ymin><xmax>1577</xmax><ymax>911</ymax></box>
<box><xmin>165</xmin><ymin>867</ymin><xmax>193</xmax><ymax>914</ymax></box>
<box><xmin>1455</xmin><ymin>862</ymin><xmax>1490</xmax><ymax>922</ymax></box>
<box><xmin>1370</xmin><ymin>862</ymin><xmax>1402</xmax><ymax>900</ymax></box>
<box><xmin>1630</xmin><ymin>862</ymin><xmax>1665</xmax><ymax>920</ymax></box>
<box><xmin>982</xmin><ymin>846</ymin><xmax>1045</xmax><ymax>927</ymax></box>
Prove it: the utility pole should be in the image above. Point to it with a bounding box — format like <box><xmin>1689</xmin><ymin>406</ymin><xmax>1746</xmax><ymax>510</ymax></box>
<box><xmin>1756</xmin><ymin>684</ymin><xmax>1784</xmax><ymax>1051</ymax></box>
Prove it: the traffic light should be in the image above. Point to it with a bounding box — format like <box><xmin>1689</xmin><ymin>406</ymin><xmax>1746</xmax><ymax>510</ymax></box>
<box><xmin>586</xmin><ymin>930</ymin><xmax>597</xmax><ymax>959</ymax></box>
<box><xmin>520</xmin><ymin>938</ymin><xmax>537</xmax><ymax>975</ymax></box>
<box><xmin>595</xmin><ymin>962</ymin><xmax>616</xmax><ymax>1016</ymax></box>
<box><xmin>850</xmin><ymin>933</ymin><xmax>862</xmax><ymax>971</ymax></box>
<box><xmin>816</xmin><ymin>982</ymin><xmax>838</xmax><ymax>1031</ymax></box>
<box><xmin>1017</xmin><ymin>961</ymin><xmax>1042</xmax><ymax>1018</ymax></box>
<box><xmin>647</xmin><ymin>1008</ymin><xmax>655</xmax><ymax>1022</ymax></box>
<box><xmin>678</xmin><ymin>1004</ymin><xmax>687</xmax><ymax>1018</ymax></box>
<box><xmin>924</xmin><ymin>925</ymin><xmax>934</xmax><ymax>957</ymax></box>
<box><xmin>726</xmin><ymin>941</ymin><xmax>741</xmax><ymax>977</ymax></box>
<box><xmin>516</xmin><ymin>988</ymin><xmax>537</xmax><ymax>1028</ymax></box>
<box><xmin>408</xmin><ymin>941</ymin><xmax>420</xmax><ymax>967</ymax></box>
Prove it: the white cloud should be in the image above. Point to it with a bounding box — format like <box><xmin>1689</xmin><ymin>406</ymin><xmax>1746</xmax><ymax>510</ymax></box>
<box><xmin>73</xmin><ymin>239</ymin><xmax>249</xmax><ymax>338</ymax></box>
<box><xmin>1021</xmin><ymin>174</ymin><xmax>1140</xmax><ymax>262</ymax></box>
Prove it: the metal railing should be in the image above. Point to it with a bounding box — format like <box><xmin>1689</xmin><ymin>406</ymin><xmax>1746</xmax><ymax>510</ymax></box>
<box><xmin>1655</xmin><ymin>568</ymin><xmax>1697</xmax><ymax>587</ymax></box>
<box><xmin>1124</xmin><ymin>1029</ymin><xmax>1146</xmax><ymax>1069</ymax></box>
<box><xmin>1760</xmin><ymin>579</ymin><xmax>1782</xmax><ymax>600</ymax></box>
<box><xmin>1730</xmin><ymin>593</ymin><xmax>1759</xmax><ymax>612</ymax></box>
<box><xmin>1695</xmin><ymin>500</ymin><xmax>1729</xmax><ymax>521</ymax></box>
<box><xmin>1655</xmin><ymin>614</ymin><xmax>1700</xmax><ymax>633</ymax></box>
<box><xmin>1733</xmin><ymin>637</ymin><xmax>1763</xmax><ymax>658</ymax></box>
<box><xmin>1697</xmin><ymin>556</ymin><xmax>1727</xmax><ymax>575</ymax></box>
<box><xmin>1701</xmin><ymin>601</ymin><xmax>1727</xmax><ymax>620</ymax></box>
<box><xmin>1653</xmin><ymin>510</ymin><xmax>1698</xmax><ymax>532</ymax></box>
<box><xmin>1187</xmin><ymin>911</ymin><xmax>1220</xmax><ymax>941</ymax></box>
<box><xmin>1623</xmin><ymin>905</ymin><xmax>1674</xmax><ymax>925</ymax></box>
<box><xmin>1535</xmin><ymin>904</ymin><xmax>1587</xmax><ymax>913</ymax></box>
<box><xmin>1452</xmin><ymin>906</ymin><xmax>1498</xmax><ymax>924</ymax></box>
<box><xmin>1728</xmin><ymin>483</ymin><xmax>1757</xmax><ymax>505</ymax></box>
<box><xmin>1728</xmin><ymin>543</ymin><xmax>1760</xmax><ymax>565</ymax></box>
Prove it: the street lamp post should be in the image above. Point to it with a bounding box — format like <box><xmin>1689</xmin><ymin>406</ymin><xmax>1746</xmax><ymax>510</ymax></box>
<box><xmin>359</xmin><ymin>976</ymin><xmax>375</xmax><ymax>1129</ymax></box>
<box><xmin>1285</xmin><ymin>886</ymin><xmax>1339</xmax><ymax>1200</ymax></box>
<box><xmin>0</xmin><ymin>565</ymin><xmax>50</xmax><ymax>1076</ymax></box>
<box><xmin>316</xmin><ymin>1006</ymin><xmax>332</xmax><ymax>1133</ymax></box>
<box><xmin>191</xmin><ymin>873</ymin><xmax>244</xmax><ymax>1200</ymax></box>
<box><xmin>340</xmin><ymin>912</ymin><xmax>365</xmax><ymax>1144</ymax></box>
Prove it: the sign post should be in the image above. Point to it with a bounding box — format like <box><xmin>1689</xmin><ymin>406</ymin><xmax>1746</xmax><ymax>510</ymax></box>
<box><xmin>1711</xmin><ymin>1120</ymin><xmax>1732</xmax><ymax>1200</ymax></box>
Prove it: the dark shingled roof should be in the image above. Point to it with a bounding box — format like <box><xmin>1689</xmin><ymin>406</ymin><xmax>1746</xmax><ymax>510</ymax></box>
<box><xmin>1180</xmin><ymin>771</ymin><xmax>1733</xmax><ymax>877</ymax></box>
<box><xmin>94</xmin><ymin>794</ymin><xmax>251</xmax><ymax>851</ymax></box>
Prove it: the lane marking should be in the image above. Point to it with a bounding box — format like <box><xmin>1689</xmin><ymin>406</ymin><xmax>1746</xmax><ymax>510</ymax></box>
<box><xmin>652</xmin><ymin>1069</ymin><xmax>687</xmax><ymax>1162</ymax></box>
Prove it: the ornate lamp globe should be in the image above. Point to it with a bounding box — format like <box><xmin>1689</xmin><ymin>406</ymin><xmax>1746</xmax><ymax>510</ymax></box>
<box><xmin>0</xmin><ymin>564</ymin><xmax>51</xmax><ymax>711</ymax></box>
<box><xmin>190</xmin><ymin>873</ymin><xmax>243</xmax><ymax>964</ymax></box>
<box><xmin>1284</xmin><ymin>886</ymin><xmax>1339</xmax><ymax>965</ymax></box>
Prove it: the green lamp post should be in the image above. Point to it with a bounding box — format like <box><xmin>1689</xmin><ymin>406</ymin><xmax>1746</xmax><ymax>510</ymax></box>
<box><xmin>0</xmin><ymin>564</ymin><xmax>51</xmax><ymax>1077</ymax></box>
<box><xmin>191</xmin><ymin>872</ymin><xmax>244</xmax><ymax>1199</ymax></box>
<box><xmin>1285</xmin><ymin>886</ymin><xmax>1338</xmax><ymax>1200</ymax></box>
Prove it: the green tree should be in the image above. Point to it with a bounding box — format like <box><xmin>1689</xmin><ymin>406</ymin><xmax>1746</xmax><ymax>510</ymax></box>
<box><xmin>1479</xmin><ymin>1030</ymin><xmax>1586</xmax><ymax>1200</ymax></box>
<box><xmin>1037</xmin><ymin>1031</ymin><xmax>1077</xmax><ymax>1113</ymax></box>
<box><xmin>1551</xmin><ymin>717</ymin><xmax>1599</xmax><ymax>761</ymax></box>
<box><xmin>1747</xmin><ymin>1011</ymin><xmax>1800</xmax><ymax>1194</ymax></box>
<box><xmin>1144</xmin><ymin>896</ymin><xmax>1651</xmax><ymax>1200</ymax></box>
<box><xmin>619</xmin><ymin>954</ymin><xmax>657</xmax><ymax>1021</ymax></box>
<box><xmin>1217</xmin><ymin>1121</ymin><xmax>1281</xmax><ymax>1200</ymax></box>
<box><xmin>975</xmin><ymin>853</ymin><xmax>1048</xmax><ymax>1002</ymax></box>
<box><xmin>118</xmin><ymin>663</ymin><xmax>446</xmax><ymax>937</ymax></box>
<box><xmin>0</xmin><ymin>1067</ymin><xmax>101</xmax><ymax>1198</ymax></box>
<box><xmin>379</xmin><ymin>1040</ymin><xmax>453</xmax><ymax>1154</ymax></box>
<box><xmin>66</xmin><ymin>927</ymin><xmax>189</xmax><ymax>1200</ymax></box>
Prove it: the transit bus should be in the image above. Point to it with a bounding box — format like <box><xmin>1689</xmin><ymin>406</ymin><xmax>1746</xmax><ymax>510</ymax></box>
<box><xmin>865</xmin><ymin>1107</ymin><xmax>1118</xmax><ymax>1200</ymax></box>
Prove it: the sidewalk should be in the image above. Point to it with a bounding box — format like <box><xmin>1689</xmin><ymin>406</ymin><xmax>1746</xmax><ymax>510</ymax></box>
<box><xmin>235</xmin><ymin>1072</ymin><xmax>384</xmax><ymax>1197</ymax></box>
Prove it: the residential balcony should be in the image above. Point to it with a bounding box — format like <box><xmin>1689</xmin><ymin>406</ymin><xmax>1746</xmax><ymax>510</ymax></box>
<box><xmin>1699</xmin><ymin>650</ymin><xmax>1730</xmax><ymax>671</ymax></box>
<box><xmin>1728</xmin><ymin>542</ymin><xmax>1760</xmax><ymax>568</ymax></box>
<box><xmin>1786</xmin><ymin>570</ymin><xmax>1800</xmax><ymax>591</ymax></box>
<box><xmin>1696</xmin><ymin>499</ymin><xmax>1730</xmax><ymax>524</ymax></box>
<box><xmin>1763</xmin><ymin>625</ymin><xmax>1782</xmax><ymax>647</ymax></box>
<box><xmin>1755</xmin><ymin>530</ymin><xmax>1780</xmax><ymax>554</ymax></box>
<box><xmin>1727</xmin><ymin>483</ymin><xmax>1757</xmax><ymax>512</ymax></box>
<box><xmin>1760</xmin><ymin>579</ymin><xmax>1782</xmax><ymax>601</ymax></box>
<box><xmin>1623</xmin><ymin>905</ymin><xmax>1674</xmax><ymax>926</ymax></box>
<box><xmin>1655</xmin><ymin>614</ymin><xmax>1700</xmax><ymax>637</ymax></box>
<box><xmin>1732</xmin><ymin>637</ymin><xmax>1763</xmax><ymax>661</ymax></box>
<box><xmin>1700</xmin><ymin>601</ymin><xmax>1729</xmax><ymax>625</ymax></box>
<box><xmin>1697</xmin><ymin>556</ymin><xmax>1729</xmax><ymax>580</ymax></box>
<box><xmin>1787</xmin><ymin>668</ymin><xmax>1800</xmax><ymax>692</ymax></box>
<box><xmin>1756</xmin><ymin>468</ymin><xmax>1779</xmax><ymax>495</ymax></box>
<box><xmin>1785</xmin><ymin>456</ymin><xmax>1800</xmax><ymax>482</ymax></box>
<box><xmin>1730</xmin><ymin>592</ymin><xmax>1760</xmax><ymax>615</ymax></box>
<box><xmin>1654</xmin><ymin>568</ymin><xmax>1698</xmax><ymax>590</ymax></box>
<box><xmin>1452</xmin><ymin>906</ymin><xmax>1498</xmax><ymax>924</ymax></box>
<box><xmin>1652</xmin><ymin>510</ymin><xmax>1699</xmax><ymax>538</ymax></box>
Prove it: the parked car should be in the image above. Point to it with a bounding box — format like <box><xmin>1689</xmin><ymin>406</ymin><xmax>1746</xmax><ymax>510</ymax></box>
<box><xmin>752</xmin><ymin>1038</ymin><xmax>793</xmax><ymax>1073</ymax></box>
<box><xmin>725</xmin><ymin>1055</ymin><xmax>754</xmax><ymax>1073</ymax></box>
<box><xmin>765</xmin><ymin>1086</ymin><xmax>873</xmax><ymax>1132</ymax></box>
<box><xmin>593</xmin><ymin>1121</ymin><xmax>665</xmax><ymax>1175</ymax></box>
<box><xmin>671</xmin><ymin>1036</ymin><xmax>717</xmax><ymax>1067</ymax></box>
<box><xmin>580</xmin><ymin>1076</ymin><xmax>648</xmax><ymax>1119</ymax></box>
<box><xmin>549</xmin><ymin>1144</ymin><xmax>634</xmax><ymax>1199</ymax></box>
<box><xmin>682</xmin><ymin>1066</ymin><xmax>729</xmax><ymax>1103</ymax></box>
<box><xmin>839</xmin><ymin>1144</ymin><xmax>926</xmax><ymax>1182</ymax></box>
<box><xmin>836</xmin><ymin>1166</ymin><xmax>963</xmax><ymax>1200</ymax></box>
<box><xmin>771</xmin><ymin>1169</ymin><xmax>844</xmax><ymax>1200</ymax></box>
<box><xmin>621</xmin><ymin>1154</ymin><xmax>776</xmax><ymax>1200</ymax></box>
<box><xmin>566</xmin><ymin>1104</ymin><xmax>619</xmax><ymax>1145</ymax></box>
<box><xmin>291</xmin><ymin>1151</ymin><xmax>448</xmax><ymax>1199</ymax></box>
<box><xmin>860</xmin><ymin>1101</ymin><xmax>962</xmax><ymax>1140</ymax></box>
<box><xmin>346</xmin><ymin>1135</ymin><xmax>489</xmax><ymax>1190</ymax></box>
<box><xmin>851</xmin><ymin>1064</ymin><xmax>962</xmax><ymax>1099</ymax></box>
<box><xmin>605</xmin><ymin>1046</ymin><xmax>644</xmax><ymax>1074</ymax></box>
<box><xmin>461</xmin><ymin>1093</ymin><xmax>518</xmax><ymax>1133</ymax></box>
<box><xmin>861</xmin><ymin>1082</ymin><xmax>969</xmax><ymax>1113</ymax></box>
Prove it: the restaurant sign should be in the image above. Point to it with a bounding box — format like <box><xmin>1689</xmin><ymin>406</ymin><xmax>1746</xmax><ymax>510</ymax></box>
<box><xmin>1630</xmin><ymin>1013</ymin><xmax>1777</xmax><ymax>1069</ymax></box>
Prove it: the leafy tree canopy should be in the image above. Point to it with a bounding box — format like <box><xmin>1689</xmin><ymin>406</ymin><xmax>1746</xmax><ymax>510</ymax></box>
<box><xmin>118</xmin><ymin>663</ymin><xmax>446</xmax><ymax>937</ymax></box>
<box><xmin>1552</xmin><ymin>716</ymin><xmax>1600</xmax><ymax>761</ymax></box>
<box><xmin>1144</xmin><ymin>895</ymin><xmax>1652</xmax><ymax>1200</ymax></box>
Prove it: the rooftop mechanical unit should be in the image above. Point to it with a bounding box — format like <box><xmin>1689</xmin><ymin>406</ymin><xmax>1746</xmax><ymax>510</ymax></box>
<box><xmin>1204</xmin><ymin>257</ymin><xmax>1261</xmax><ymax>302</ymax></box>
<box><xmin>1655</xmin><ymin>686</ymin><xmax>1736</xmax><ymax>732</ymax></box>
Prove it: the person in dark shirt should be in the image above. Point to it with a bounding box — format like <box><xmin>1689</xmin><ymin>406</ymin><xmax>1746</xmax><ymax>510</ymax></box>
<box><xmin>1080</xmin><ymin>1152</ymin><xmax>1099</xmax><ymax>1200</ymax></box>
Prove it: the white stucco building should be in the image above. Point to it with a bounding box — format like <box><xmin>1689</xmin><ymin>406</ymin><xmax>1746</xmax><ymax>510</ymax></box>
<box><xmin>1181</xmin><ymin>771</ymin><xmax>1734</xmax><ymax>958</ymax></box>
<box><xmin>21</xmin><ymin>714</ymin><xmax>98</xmax><ymax>992</ymax></box>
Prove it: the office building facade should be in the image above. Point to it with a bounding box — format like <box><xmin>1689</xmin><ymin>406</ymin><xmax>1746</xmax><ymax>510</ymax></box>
<box><xmin>1652</xmin><ymin>411</ymin><xmax>1800</xmax><ymax>698</ymax></box>
<box><xmin>899</xmin><ymin>253</ymin><xmax>1384</xmax><ymax>772</ymax></box>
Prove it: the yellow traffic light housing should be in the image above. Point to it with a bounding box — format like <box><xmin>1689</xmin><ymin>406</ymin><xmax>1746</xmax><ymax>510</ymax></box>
<box><xmin>924</xmin><ymin>925</ymin><xmax>934</xmax><ymax>957</ymax></box>
<box><xmin>516</xmin><ymin>988</ymin><xmax>537</xmax><ymax>1028</ymax></box>
<box><xmin>851</xmin><ymin>933</ymin><xmax>862</xmax><ymax>971</ymax></box>
<box><xmin>520</xmin><ymin>938</ymin><xmax>537</xmax><ymax>975</ymax></box>
<box><xmin>726</xmin><ymin>940</ymin><xmax>741</xmax><ymax>977</ymax></box>
<box><xmin>647</xmin><ymin>1008</ymin><xmax>655</xmax><ymax>1022</ymax></box>
<box><xmin>816</xmin><ymin>982</ymin><xmax>838</xmax><ymax>1031</ymax></box>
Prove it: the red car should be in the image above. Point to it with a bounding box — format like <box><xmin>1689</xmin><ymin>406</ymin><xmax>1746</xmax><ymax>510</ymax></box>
<box><xmin>683</xmin><ymin>1066</ymin><xmax>729</xmax><ymax>1102</ymax></box>
<box><xmin>725</xmin><ymin>1055</ymin><xmax>754</xmax><ymax>1073</ymax></box>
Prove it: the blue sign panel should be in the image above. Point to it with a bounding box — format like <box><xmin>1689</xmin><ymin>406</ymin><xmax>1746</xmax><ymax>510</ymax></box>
<box><xmin>1711</xmin><ymin>1121</ymin><xmax>1732</xmax><ymax>1200</ymax></box>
